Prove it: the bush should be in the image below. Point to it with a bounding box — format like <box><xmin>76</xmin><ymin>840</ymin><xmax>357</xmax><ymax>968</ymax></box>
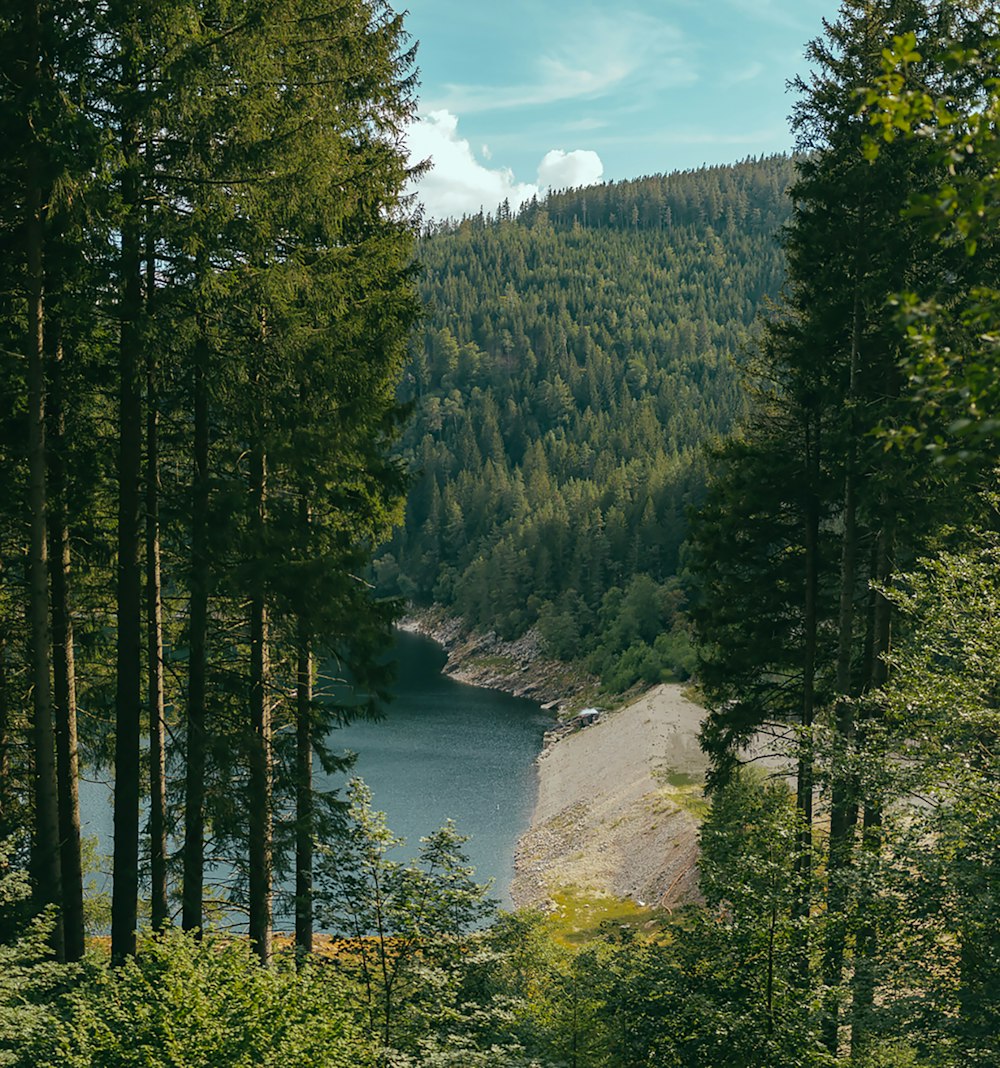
<box><xmin>49</xmin><ymin>929</ymin><xmax>368</xmax><ymax>1068</ymax></box>
<box><xmin>0</xmin><ymin>845</ymin><xmax>72</xmax><ymax>1068</ymax></box>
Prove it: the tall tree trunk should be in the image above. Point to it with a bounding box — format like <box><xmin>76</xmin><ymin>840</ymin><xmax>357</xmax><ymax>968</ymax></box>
<box><xmin>248</xmin><ymin>445</ymin><xmax>272</xmax><ymax>964</ymax></box>
<box><xmin>868</xmin><ymin>512</ymin><xmax>893</xmax><ymax>696</ymax></box>
<box><xmin>793</xmin><ymin>411</ymin><xmax>819</xmax><ymax>986</ymax></box>
<box><xmin>111</xmin><ymin>8</ymin><xmax>144</xmax><ymax>964</ymax></box>
<box><xmin>48</xmin><ymin>336</ymin><xmax>85</xmax><ymax>961</ymax></box>
<box><xmin>145</xmin><ymin>237</ymin><xmax>169</xmax><ymax>930</ymax></box>
<box><xmin>821</xmin><ymin>444</ymin><xmax>861</xmax><ymax>1055</ymax></box>
<box><xmin>0</xmin><ymin>634</ymin><xmax>9</xmax><ymax>838</ymax></box>
<box><xmin>24</xmin><ymin>0</ymin><xmax>64</xmax><ymax>960</ymax></box>
<box><xmin>295</xmin><ymin>617</ymin><xmax>313</xmax><ymax>959</ymax></box>
<box><xmin>182</xmin><ymin>329</ymin><xmax>210</xmax><ymax>933</ymax></box>
<box><xmin>822</xmin><ymin>218</ymin><xmax>866</xmax><ymax>1054</ymax></box>
<box><xmin>850</xmin><ymin>505</ymin><xmax>893</xmax><ymax>1052</ymax></box>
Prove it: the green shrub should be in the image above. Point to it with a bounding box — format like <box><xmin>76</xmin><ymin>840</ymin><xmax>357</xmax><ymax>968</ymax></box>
<box><xmin>49</xmin><ymin>929</ymin><xmax>369</xmax><ymax>1068</ymax></box>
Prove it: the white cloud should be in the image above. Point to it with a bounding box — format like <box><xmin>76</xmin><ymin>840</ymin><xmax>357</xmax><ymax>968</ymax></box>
<box><xmin>407</xmin><ymin>110</ymin><xmax>540</xmax><ymax>222</ymax></box>
<box><xmin>537</xmin><ymin>149</ymin><xmax>604</xmax><ymax>191</ymax></box>
<box><xmin>407</xmin><ymin>112</ymin><xmax>605</xmax><ymax>223</ymax></box>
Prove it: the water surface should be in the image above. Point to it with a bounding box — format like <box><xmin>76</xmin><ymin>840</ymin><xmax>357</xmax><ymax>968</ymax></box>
<box><xmin>321</xmin><ymin>630</ymin><xmax>550</xmax><ymax>905</ymax></box>
<box><xmin>79</xmin><ymin>629</ymin><xmax>550</xmax><ymax>911</ymax></box>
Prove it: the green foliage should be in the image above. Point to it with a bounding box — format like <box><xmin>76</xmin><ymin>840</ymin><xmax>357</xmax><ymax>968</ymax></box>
<box><xmin>482</xmin><ymin>888</ymin><xmax>833</xmax><ymax>1068</ymax></box>
<box><xmin>864</xmin><ymin>21</ymin><xmax>1000</xmax><ymax>457</ymax></box>
<box><xmin>315</xmin><ymin>779</ymin><xmax>495</xmax><ymax>1058</ymax></box>
<box><xmin>381</xmin><ymin>158</ymin><xmax>796</xmax><ymax>686</ymax></box>
<box><xmin>0</xmin><ymin>845</ymin><xmax>70</xmax><ymax>1067</ymax></box>
<box><xmin>661</xmin><ymin>770</ymin><xmax>830</xmax><ymax>1067</ymax></box>
<box><xmin>854</xmin><ymin>537</ymin><xmax>1000</xmax><ymax>1063</ymax></box>
<box><xmin>687</xmin><ymin>423</ymin><xmax>838</xmax><ymax>781</ymax></box>
<box><xmin>42</xmin><ymin>928</ymin><xmax>366</xmax><ymax>1068</ymax></box>
<box><xmin>588</xmin><ymin>575</ymin><xmax>696</xmax><ymax>690</ymax></box>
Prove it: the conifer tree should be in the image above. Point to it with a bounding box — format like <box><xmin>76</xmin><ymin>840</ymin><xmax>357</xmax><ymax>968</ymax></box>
<box><xmin>688</xmin><ymin>0</ymin><xmax>991</xmax><ymax>1054</ymax></box>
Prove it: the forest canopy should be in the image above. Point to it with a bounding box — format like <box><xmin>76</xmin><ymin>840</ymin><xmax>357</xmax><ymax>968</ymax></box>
<box><xmin>380</xmin><ymin>157</ymin><xmax>796</xmax><ymax>689</ymax></box>
<box><xmin>0</xmin><ymin>0</ymin><xmax>421</xmax><ymax>966</ymax></box>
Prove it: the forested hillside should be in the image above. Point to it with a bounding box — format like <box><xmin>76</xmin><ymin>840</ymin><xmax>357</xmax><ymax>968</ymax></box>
<box><xmin>2</xmin><ymin>1</ymin><xmax>1000</xmax><ymax>1066</ymax></box>
<box><xmin>379</xmin><ymin>157</ymin><xmax>795</xmax><ymax>688</ymax></box>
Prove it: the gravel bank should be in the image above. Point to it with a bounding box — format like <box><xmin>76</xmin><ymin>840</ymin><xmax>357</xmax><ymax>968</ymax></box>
<box><xmin>511</xmin><ymin>684</ymin><xmax>712</xmax><ymax>911</ymax></box>
<box><xmin>398</xmin><ymin>611</ymin><xmax>792</xmax><ymax>914</ymax></box>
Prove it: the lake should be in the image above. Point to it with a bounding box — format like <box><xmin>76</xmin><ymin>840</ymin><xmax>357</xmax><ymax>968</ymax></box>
<box><xmin>78</xmin><ymin>628</ymin><xmax>551</xmax><ymax>915</ymax></box>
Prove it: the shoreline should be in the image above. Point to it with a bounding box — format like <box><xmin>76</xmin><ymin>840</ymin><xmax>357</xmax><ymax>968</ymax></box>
<box><xmin>511</xmin><ymin>683</ymin><xmax>711</xmax><ymax>912</ymax></box>
<box><xmin>398</xmin><ymin>608</ymin><xmax>714</xmax><ymax>913</ymax></box>
<box><xmin>398</xmin><ymin>607</ymin><xmax>598</xmax><ymax>710</ymax></box>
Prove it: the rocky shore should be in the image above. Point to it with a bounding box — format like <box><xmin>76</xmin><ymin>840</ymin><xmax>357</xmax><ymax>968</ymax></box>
<box><xmin>398</xmin><ymin>608</ymin><xmax>597</xmax><ymax>711</ymax></box>
<box><xmin>398</xmin><ymin>609</ymin><xmax>727</xmax><ymax>915</ymax></box>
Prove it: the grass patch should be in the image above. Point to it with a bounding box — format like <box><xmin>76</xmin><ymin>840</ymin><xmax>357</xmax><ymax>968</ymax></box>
<box><xmin>546</xmin><ymin>886</ymin><xmax>672</xmax><ymax>946</ymax></box>
<box><xmin>660</xmin><ymin>768</ymin><xmax>698</xmax><ymax>789</ymax></box>
<box><xmin>652</xmin><ymin>765</ymin><xmax>710</xmax><ymax>819</ymax></box>
<box><xmin>681</xmin><ymin>681</ymin><xmax>705</xmax><ymax>705</ymax></box>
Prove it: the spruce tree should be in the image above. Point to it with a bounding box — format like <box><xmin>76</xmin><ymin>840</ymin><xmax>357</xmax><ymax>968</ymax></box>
<box><xmin>688</xmin><ymin>0</ymin><xmax>989</xmax><ymax>1052</ymax></box>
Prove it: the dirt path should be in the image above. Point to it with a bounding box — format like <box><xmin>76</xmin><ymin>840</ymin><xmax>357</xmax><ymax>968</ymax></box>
<box><xmin>511</xmin><ymin>684</ymin><xmax>713</xmax><ymax>910</ymax></box>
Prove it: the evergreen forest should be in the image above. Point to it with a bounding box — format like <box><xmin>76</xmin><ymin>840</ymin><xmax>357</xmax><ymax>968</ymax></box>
<box><xmin>1</xmin><ymin>1</ymin><xmax>1000</xmax><ymax>1067</ymax></box>
<box><xmin>380</xmin><ymin>156</ymin><xmax>795</xmax><ymax>690</ymax></box>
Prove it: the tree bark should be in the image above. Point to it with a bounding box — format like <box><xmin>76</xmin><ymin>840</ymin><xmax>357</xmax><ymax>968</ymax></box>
<box><xmin>248</xmin><ymin>445</ymin><xmax>272</xmax><ymax>964</ymax></box>
<box><xmin>24</xmin><ymin>0</ymin><xmax>64</xmax><ymax>960</ymax></box>
<box><xmin>822</xmin><ymin>207</ymin><xmax>866</xmax><ymax>1054</ymax></box>
<box><xmin>850</xmin><ymin>505</ymin><xmax>893</xmax><ymax>1052</ymax></box>
<box><xmin>145</xmin><ymin>238</ymin><xmax>169</xmax><ymax>930</ymax></box>
<box><xmin>0</xmin><ymin>634</ymin><xmax>9</xmax><ymax>838</ymax></box>
<box><xmin>793</xmin><ymin>410</ymin><xmax>819</xmax><ymax>986</ymax></box>
<box><xmin>48</xmin><ymin>336</ymin><xmax>85</xmax><ymax>961</ymax></box>
<box><xmin>295</xmin><ymin>621</ymin><xmax>313</xmax><ymax>959</ymax></box>
<box><xmin>182</xmin><ymin>329</ymin><xmax>210</xmax><ymax>934</ymax></box>
<box><xmin>111</xmin><ymin>8</ymin><xmax>144</xmax><ymax>964</ymax></box>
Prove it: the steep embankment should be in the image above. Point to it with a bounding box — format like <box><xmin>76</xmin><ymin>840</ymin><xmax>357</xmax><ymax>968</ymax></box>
<box><xmin>399</xmin><ymin>609</ymin><xmax>598</xmax><ymax>709</ymax></box>
<box><xmin>401</xmin><ymin>612</ymin><xmax>710</xmax><ymax>907</ymax></box>
<box><xmin>512</xmin><ymin>684</ymin><xmax>710</xmax><ymax>911</ymax></box>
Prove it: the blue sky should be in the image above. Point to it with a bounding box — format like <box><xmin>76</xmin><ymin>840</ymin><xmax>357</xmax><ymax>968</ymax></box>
<box><xmin>404</xmin><ymin>0</ymin><xmax>838</xmax><ymax>220</ymax></box>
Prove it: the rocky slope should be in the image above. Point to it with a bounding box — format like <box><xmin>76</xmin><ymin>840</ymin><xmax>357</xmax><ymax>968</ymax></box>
<box><xmin>399</xmin><ymin>608</ymin><xmax>597</xmax><ymax>711</ymax></box>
